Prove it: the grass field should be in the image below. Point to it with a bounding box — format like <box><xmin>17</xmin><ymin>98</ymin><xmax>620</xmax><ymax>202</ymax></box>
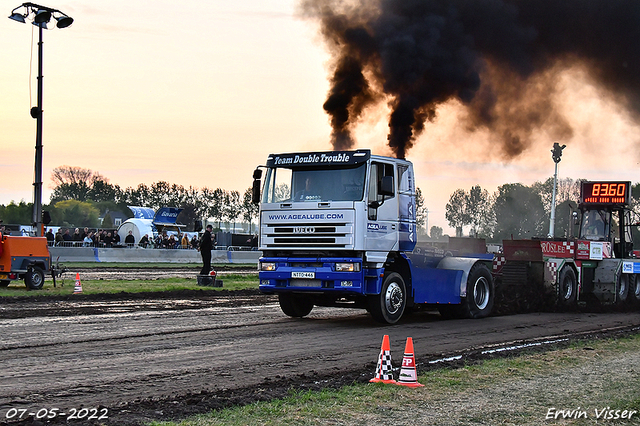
<box><xmin>149</xmin><ymin>335</ymin><xmax>640</xmax><ymax>426</ymax></box>
<box><xmin>0</xmin><ymin>263</ymin><xmax>259</xmax><ymax>297</ymax></box>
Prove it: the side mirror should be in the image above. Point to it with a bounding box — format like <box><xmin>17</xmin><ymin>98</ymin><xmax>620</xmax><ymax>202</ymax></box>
<box><xmin>252</xmin><ymin>179</ymin><xmax>261</xmax><ymax>204</ymax></box>
<box><xmin>252</xmin><ymin>168</ymin><xmax>262</xmax><ymax>205</ymax></box>
<box><xmin>379</xmin><ymin>175</ymin><xmax>394</xmax><ymax>196</ymax></box>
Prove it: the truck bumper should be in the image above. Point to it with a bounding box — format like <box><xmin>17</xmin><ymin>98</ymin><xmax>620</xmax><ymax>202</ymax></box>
<box><xmin>258</xmin><ymin>256</ymin><xmax>383</xmax><ymax>295</ymax></box>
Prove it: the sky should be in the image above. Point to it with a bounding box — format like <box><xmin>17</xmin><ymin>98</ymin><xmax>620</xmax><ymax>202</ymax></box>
<box><xmin>2</xmin><ymin>0</ymin><xmax>640</xmax><ymax>234</ymax></box>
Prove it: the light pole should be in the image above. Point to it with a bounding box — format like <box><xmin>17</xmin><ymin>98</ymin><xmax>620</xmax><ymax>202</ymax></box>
<box><xmin>8</xmin><ymin>2</ymin><xmax>73</xmax><ymax>237</ymax></box>
<box><xmin>548</xmin><ymin>142</ymin><xmax>566</xmax><ymax>238</ymax></box>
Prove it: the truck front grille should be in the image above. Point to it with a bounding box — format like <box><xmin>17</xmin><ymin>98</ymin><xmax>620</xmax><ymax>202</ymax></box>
<box><xmin>261</xmin><ymin>222</ymin><xmax>353</xmax><ymax>249</ymax></box>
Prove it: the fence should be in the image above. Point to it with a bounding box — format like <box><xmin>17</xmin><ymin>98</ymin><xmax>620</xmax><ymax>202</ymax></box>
<box><xmin>49</xmin><ymin>246</ymin><xmax>262</xmax><ymax>264</ymax></box>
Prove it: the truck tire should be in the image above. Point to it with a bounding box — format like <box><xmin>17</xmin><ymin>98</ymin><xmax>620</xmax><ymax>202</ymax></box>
<box><xmin>558</xmin><ymin>266</ymin><xmax>577</xmax><ymax>307</ymax></box>
<box><xmin>615</xmin><ymin>274</ymin><xmax>629</xmax><ymax>306</ymax></box>
<box><xmin>279</xmin><ymin>293</ymin><xmax>313</xmax><ymax>318</ymax></box>
<box><xmin>24</xmin><ymin>266</ymin><xmax>45</xmax><ymax>290</ymax></box>
<box><xmin>629</xmin><ymin>275</ymin><xmax>640</xmax><ymax>307</ymax></box>
<box><xmin>460</xmin><ymin>263</ymin><xmax>494</xmax><ymax>319</ymax></box>
<box><xmin>368</xmin><ymin>272</ymin><xmax>406</xmax><ymax>324</ymax></box>
<box><xmin>0</xmin><ymin>280</ymin><xmax>10</xmax><ymax>287</ymax></box>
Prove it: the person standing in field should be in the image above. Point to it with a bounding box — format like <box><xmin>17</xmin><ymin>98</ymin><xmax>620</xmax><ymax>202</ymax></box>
<box><xmin>199</xmin><ymin>225</ymin><xmax>214</xmax><ymax>275</ymax></box>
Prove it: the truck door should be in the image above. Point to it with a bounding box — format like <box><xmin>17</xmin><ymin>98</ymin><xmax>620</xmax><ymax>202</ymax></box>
<box><xmin>365</xmin><ymin>161</ymin><xmax>398</xmax><ymax>253</ymax></box>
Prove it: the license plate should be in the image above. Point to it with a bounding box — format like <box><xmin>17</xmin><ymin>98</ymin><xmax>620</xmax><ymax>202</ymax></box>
<box><xmin>291</xmin><ymin>271</ymin><xmax>315</xmax><ymax>279</ymax></box>
<box><xmin>0</xmin><ymin>274</ymin><xmax>6</xmax><ymax>280</ymax></box>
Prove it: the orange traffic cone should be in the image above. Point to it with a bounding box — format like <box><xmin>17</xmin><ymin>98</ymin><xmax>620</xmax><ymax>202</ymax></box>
<box><xmin>396</xmin><ymin>337</ymin><xmax>424</xmax><ymax>387</ymax></box>
<box><xmin>370</xmin><ymin>334</ymin><xmax>396</xmax><ymax>384</ymax></box>
<box><xmin>73</xmin><ymin>273</ymin><xmax>83</xmax><ymax>294</ymax></box>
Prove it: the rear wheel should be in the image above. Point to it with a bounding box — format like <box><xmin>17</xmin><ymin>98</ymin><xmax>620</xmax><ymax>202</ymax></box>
<box><xmin>278</xmin><ymin>293</ymin><xmax>313</xmax><ymax>318</ymax></box>
<box><xmin>558</xmin><ymin>266</ymin><xmax>577</xmax><ymax>307</ymax></box>
<box><xmin>615</xmin><ymin>274</ymin><xmax>630</xmax><ymax>306</ymax></box>
<box><xmin>459</xmin><ymin>263</ymin><xmax>494</xmax><ymax>319</ymax></box>
<box><xmin>0</xmin><ymin>280</ymin><xmax>10</xmax><ymax>287</ymax></box>
<box><xmin>629</xmin><ymin>275</ymin><xmax>640</xmax><ymax>307</ymax></box>
<box><xmin>24</xmin><ymin>266</ymin><xmax>45</xmax><ymax>290</ymax></box>
<box><xmin>368</xmin><ymin>272</ymin><xmax>406</xmax><ymax>324</ymax></box>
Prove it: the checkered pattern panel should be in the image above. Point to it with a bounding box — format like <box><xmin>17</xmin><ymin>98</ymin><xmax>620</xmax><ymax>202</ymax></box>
<box><xmin>374</xmin><ymin>350</ymin><xmax>394</xmax><ymax>381</ymax></box>
<box><xmin>493</xmin><ymin>256</ymin><xmax>506</xmax><ymax>272</ymax></box>
<box><xmin>562</xmin><ymin>241</ymin><xmax>575</xmax><ymax>255</ymax></box>
<box><xmin>547</xmin><ymin>261</ymin><xmax>558</xmax><ymax>283</ymax></box>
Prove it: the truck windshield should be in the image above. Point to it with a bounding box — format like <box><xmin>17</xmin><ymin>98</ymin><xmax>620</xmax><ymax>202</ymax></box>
<box><xmin>262</xmin><ymin>164</ymin><xmax>366</xmax><ymax>203</ymax></box>
<box><xmin>580</xmin><ymin>209</ymin><xmax>611</xmax><ymax>241</ymax></box>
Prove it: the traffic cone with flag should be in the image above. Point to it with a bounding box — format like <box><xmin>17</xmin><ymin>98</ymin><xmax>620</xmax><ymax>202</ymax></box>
<box><xmin>396</xmin><ymin>337</ymin><xmax>424</xmax><ymax>388</ymax></box>
<box><xmin>370</xmin><ymin>334</ymin><xmax>396</xmax><ymax>384</ymax></box>
<box><xmin>73</xmin><ymin>273</ymin><xmax>83</xmax><ymax>294</ymax></box>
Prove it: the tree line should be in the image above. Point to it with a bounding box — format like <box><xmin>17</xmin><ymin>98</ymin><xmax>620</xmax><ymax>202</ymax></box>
<box><xmin>443</xmin><ymin>178</ymin><xmax>640</xmax><ymax>243</ymax></box>
<box><xmin>1</xmin><ymin>166</ymin><xmax>638</xmax><ymax>244</ymax></box>
<box><xmin>0</xmin><ymin>166</ymin><xmax>258</xmax><ymax>231</ymax></box>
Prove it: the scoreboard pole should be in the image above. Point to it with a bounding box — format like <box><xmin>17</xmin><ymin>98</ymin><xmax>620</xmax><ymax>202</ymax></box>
<box><xmin>548</xmin><ymin>160</ymin><xmax>559</xmax><ymax>238</ymax></box>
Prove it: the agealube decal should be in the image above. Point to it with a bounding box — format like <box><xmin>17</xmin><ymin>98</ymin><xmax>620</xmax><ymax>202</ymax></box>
<box><xmin>267</xmin><ymin>213</ymin><xmax>344</xmax><ymax>221</ymax></box>
<box><xmin>367</xmin><ymin>223</ymin><xmax>388</xmax><ymax>232</ymax></box>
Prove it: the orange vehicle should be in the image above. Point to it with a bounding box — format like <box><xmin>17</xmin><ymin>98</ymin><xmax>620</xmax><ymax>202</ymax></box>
<box><xmin>0</xmin><ymin>234</ymin><xmax>52</xmax><ymax>290</ymax></box>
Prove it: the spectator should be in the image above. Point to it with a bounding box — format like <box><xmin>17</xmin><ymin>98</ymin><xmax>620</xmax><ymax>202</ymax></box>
<box><xmin>199</xmin><ymin>225</ymin><xmax>214</xmax><ymax>275</ymax></box>
<box><xmin>83</xmin><ymin>231</ymin><xmax>94</xmax><ymax>247</ymax></box>
<box><xmin>190</xmin><ymin>234</ymin><xmax>199</xmax><ymax>250</ymax></box>
<box><xmin>45</xmin><ymin>228</ymin><xmax>54</xmax><ymax>244</ymax></box>
<box><xmin>168</xmin><ymin>234</ymin><xmax>177</xmax><ymax>249</ymax></box>
<box><xmin>72</xmin><ymin>228</ymin><xmax>82</xmax><ymax>246</ymax></box>
<box><xmin>104</xmin><ymin>232</ymin><xmax>113</xmax><ymax>248</ymax></box>
<box><xmin>55</xmin><ymin>229</ymin><xmax>63</xmax><ymax>246</ymax></box>
<box><xmin>125</xmin><ymin>230</ymin><xmax>135</xmax><ymax>247</ymax></box>
<box><xmin>62</xmin><ymin>229</ymin><xmax>72</xmax><ymax>245</ymax></box>
<box><xmin>113</xmin><ymin>230</ymin><xmax>121</xmax><ymax>246</ymax></box>
<box><xmin>181</xmin><ymin>233</ymin><xmax>190</xmax><ymax>249</ymax></box>
<box><xmin>81</xmin><ymin>227</ymin><xmax>89</xmax><ymax>240</ymax></box>
<box><xmin>139</xmin><ymin>234</ymin><xmax>149</xmax><ymax>248</ymax></box>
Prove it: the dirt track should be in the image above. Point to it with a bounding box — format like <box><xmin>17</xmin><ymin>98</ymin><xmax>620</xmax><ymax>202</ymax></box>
<box><xmin>1</xmin><ymin>270</ymin><xmax>640</xmax><ymax>425</ymax></box>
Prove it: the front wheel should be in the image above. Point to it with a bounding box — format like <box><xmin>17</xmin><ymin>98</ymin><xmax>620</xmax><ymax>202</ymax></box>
<box><xmin>24</xmin><ymin>266</ymin><xmax>45</xmax><ymax>290</ymax></box>
<box><xmin>279</xmin><ymin>293</ymin><xmax>314</xmax><ymax>318</ymax></box>
<box><xmin>558</xmin><ymin>266</ymin><xmax>577</xmax><ymax>307</ymax></box>
<box><xmin>368</xmin><ymin>272</ymin><xmax>406</xmax><ymax>324</ymax></box>
<box><xmin>460</xmin><ymin>263</ymin><xmax>494</xmax><ymax>319</ymax></box>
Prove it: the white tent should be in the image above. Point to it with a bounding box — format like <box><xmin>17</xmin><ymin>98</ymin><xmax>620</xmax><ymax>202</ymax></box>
<box><xmin>117</xmin><ymin>218</ymin><xmax>157</xmax><ymax>245</ymax></box>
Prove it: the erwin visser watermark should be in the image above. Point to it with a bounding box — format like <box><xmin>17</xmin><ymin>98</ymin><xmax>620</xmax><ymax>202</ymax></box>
<box><xmin>546</xmin><ymin>407</ymin><xmax>638</xmax><ymax>421</ymax></box>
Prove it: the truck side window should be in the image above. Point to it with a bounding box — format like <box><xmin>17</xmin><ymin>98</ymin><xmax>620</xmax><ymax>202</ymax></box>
<box><xmin>368</xmin><ymin>162</ymin><xmax>395</xmax><ymax>220</ymax></box>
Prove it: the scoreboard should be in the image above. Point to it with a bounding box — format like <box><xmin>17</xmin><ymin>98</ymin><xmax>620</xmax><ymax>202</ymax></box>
<box><xmin>580</xmin><ymin>181</ymin><xmax>631</xmax><ymax>206</ymax></box>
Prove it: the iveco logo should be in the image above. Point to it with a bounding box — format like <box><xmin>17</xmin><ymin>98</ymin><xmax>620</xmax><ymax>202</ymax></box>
<box><xmin>293</xmin><ymin>226</ymin><xmax>315</xmax><ymax>234</ymax></box>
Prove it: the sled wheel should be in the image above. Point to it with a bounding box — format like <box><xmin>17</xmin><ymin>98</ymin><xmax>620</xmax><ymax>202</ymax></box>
<box><xmin>558</xmin><ymin>266</ymin><xmax>577</xmax><ymax>307</ymax></box>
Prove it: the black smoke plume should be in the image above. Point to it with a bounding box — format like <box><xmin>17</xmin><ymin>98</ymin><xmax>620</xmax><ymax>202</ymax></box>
<box><xmin>301</xmin><ymin>0</ymin><xmax>640</xmax><ymax>159</ymax></box>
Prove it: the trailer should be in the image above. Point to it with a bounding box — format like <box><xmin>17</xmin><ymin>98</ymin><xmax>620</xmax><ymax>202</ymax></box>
<box><xmin>0</xmin><ymin>233</ymin><xmax>53</xmax><ymax>290</ymax></box>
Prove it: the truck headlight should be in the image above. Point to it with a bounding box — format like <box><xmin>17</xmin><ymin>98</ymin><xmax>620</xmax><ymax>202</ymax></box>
<box><xmin>335</xmin><ymin>262</ymin><xmax>360</xmax><ymax>272</ymax></box>
<box><xmin>260</xmin><ymin>262</ymin><xmax>276</xmax><ymax>271</ymax></box>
